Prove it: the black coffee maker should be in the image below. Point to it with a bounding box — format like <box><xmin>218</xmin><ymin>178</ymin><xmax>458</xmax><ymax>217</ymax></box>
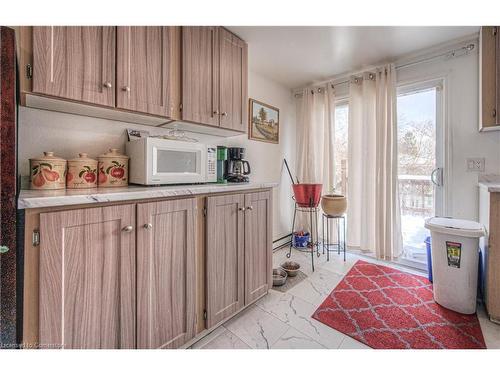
<box><xmin>225</xmin><ymin>147</ymin><xmax>251</xmax><ymax>183</ymax></box>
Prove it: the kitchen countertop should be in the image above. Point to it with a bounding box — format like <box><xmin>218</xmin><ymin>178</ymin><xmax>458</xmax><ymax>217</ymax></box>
<box><xmin>478</xmin><ymin>175</ymin><xmax>500</xmax><ymax>193</ymax></box>
<box><xmin>18</xmin><ymin>182</ymin><xmax>279</xmax><ymax>209</ymax></box>
<box><xmin>479</xmin><ymin>182</ymin><xmax>500</xmax><ymax>193</ymax></box>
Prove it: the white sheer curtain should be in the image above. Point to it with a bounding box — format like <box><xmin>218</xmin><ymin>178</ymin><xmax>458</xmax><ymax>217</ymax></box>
<box><xmin>347</xmin><ymin>64</ymin><xmax>402</xmax><ymax>260</ymax></box>
<box><xmin>296</xmin><ymin>85</ymin><xmax>335</xmax><ymax>187</ymax></box>
<box><xmin>295</xmin><ymin>85</ymin><xmax>335</xmax><ymax>231</ymax></box>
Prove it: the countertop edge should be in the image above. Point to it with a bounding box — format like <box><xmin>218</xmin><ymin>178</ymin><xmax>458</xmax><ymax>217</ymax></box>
<box><xmin>18</xmin><ymin>182</ymin><xmax>280</xmax><ymax>209</ymax></box>
<box><xmin>478</xmin><ymin>182</ymin><xmax>500</xmax><ymax>193</ymax></box>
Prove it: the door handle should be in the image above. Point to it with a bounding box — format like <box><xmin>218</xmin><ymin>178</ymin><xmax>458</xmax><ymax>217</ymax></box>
<box><xmin>431</xmin><ymin>168</ymin><xmax>443</xmax><ymax>187</ymax></box>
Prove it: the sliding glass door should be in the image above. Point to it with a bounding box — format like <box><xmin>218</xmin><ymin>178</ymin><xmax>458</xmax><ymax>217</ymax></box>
<box><xmin>396</xmin><ymin>80</ymin><xmax>444</xmax><ymax>269</ymax></box>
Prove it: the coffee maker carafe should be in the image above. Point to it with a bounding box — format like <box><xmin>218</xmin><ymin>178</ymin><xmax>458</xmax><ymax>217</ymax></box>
<box><xmin>225</xmin><ymin>147</ymin><xmax>251</xmax><ymax>183</ymax></box>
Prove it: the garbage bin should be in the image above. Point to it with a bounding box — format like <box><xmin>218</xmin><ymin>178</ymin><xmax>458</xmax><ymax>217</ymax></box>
<box><xmin>424</xmin><ymin>217</ymin><xmax>486</xmax><ymax>314</ymax></box>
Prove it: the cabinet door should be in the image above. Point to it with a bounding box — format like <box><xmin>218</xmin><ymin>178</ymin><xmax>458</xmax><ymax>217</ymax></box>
<box><xmin>182</xmin><ymin>26</ymin><xmax>220</xmax><ymax>126</ymax></box>
<box><xmin>33</xmin><ymin>26</ymin><xmax>115</xmax><ymax>107</ymax></box>
<box><xmin>116</xmin><ymin>26</ymin><xmax>180</xmax><ymax>118</ymax></box>
<box><xmin>244</xmin><ymin>191</ymin><xmax>272</xmax><ymax>305</ymax></box>
<box><xmin>219</xmin><ymin>28</ymin><xmax>248</xmax><ymax>132</ymax></box>
<box><xmin>206</xmin><ymin>194</ymin><xmax>245</xmax><ymax>328</ymax></box>
<box><xmin>496</xmin><ymin>29</ymin><xmax>500</xmax><ymax>123</ymax></box>
<box><xmin>39</xmin><ymin>205</ymin><xmax>136</xmax><ymax>349</ymax></box>
<box><xmin>136</xmin><ymin>199</ymin><xmax>197</xmax><ymax>349</ymax></box>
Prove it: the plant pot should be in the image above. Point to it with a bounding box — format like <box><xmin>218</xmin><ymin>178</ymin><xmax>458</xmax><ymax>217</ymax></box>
<box><xmin>292</xmin><ymin>183</ymin><xmax>322</xmax><ymax>207</ymax></box>
<box><xmin>321</xmin><ymin>194</ymin><xmax>347</xmax><ymax>216</ymax></box>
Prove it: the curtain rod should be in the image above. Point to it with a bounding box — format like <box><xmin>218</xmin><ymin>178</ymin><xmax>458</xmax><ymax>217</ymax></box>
<box><xmin>293</xmin><ymin>42</ymin><xmax>476</xmax><ymax>98</ymax></box>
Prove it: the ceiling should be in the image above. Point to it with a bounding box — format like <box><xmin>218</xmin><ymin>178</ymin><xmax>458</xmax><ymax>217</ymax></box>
<box><xmin>227</xmin><ymin>26</ymin><xmax>479</xmax><ymax>89</ymax></box>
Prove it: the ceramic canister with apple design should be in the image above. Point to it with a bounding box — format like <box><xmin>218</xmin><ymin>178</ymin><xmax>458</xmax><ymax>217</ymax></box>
<box><xmin>66</xmin><ymin>153</ymin><xmax>98</xmax><ymax>189</ymax></box>
<box><xmin>97</xmin><ymin>148</ymin><xmax>129</xmax><ymax>187</ymax></box>
<box><xmin>29</xmin><ymin>151</ymin><xmax>67</xmax><ymax>190</ymax></box>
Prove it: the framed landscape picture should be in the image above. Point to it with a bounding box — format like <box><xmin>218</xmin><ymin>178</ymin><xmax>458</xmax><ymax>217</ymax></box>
<box><xmin>249</xmin><ymin>99</ymin><xmax>279</xmax><ymax>144</ymax></box>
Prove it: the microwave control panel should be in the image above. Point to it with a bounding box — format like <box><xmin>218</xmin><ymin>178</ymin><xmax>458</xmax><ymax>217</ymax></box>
<box><xmin>207</xmin><ymin>146</ymin><xmax>217</xmax><ymax>182</ymax></box>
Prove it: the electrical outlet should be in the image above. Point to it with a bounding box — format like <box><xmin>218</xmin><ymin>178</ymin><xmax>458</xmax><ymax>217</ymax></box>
<box><xmin>466</xmin><ymin>158</ymin><xmax>485</xmax><ymax>172</ymax></box>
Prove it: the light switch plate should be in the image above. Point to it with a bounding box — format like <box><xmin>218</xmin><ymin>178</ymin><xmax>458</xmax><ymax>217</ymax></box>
<box><xmin>466</xmin><ymin>158</ymin><xmax>485</xmax><ymax>172</ymax></box>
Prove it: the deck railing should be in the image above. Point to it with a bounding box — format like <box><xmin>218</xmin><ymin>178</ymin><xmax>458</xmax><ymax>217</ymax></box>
<box><xmin>336</xmin><ymin>163</ymin><xmax>432</xmax><ymax>217</ymax></box>
<box><xmin>398</xmin><ymin>175</ymin><xmax>433</xmax><ymax>216</ymax></box>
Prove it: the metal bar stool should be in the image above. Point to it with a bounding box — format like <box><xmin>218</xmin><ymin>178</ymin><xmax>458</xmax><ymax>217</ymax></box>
<box><xmin>286</xmin><ymin>202</ymin><xmax>321</xmax><ymax>271</ymax></box>
<box><xmin>322</xmin><ymin>213</ymin><xmax>346</xmax><ymax>262</ymax></box>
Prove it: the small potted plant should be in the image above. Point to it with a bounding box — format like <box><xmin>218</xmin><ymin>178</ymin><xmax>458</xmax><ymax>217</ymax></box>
<box><xmin>321</xmin><ymin>188</ymin><xmax>347</xmax><ymax>217</ymax></box>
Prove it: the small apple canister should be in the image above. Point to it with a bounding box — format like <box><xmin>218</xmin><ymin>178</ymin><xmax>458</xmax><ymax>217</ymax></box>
<box><xmin>97</xmin><ymin>148</ymin><xmax>129</xmax><ymax>187</ymax></box>
<box><xmin>66</xmin><ymin>153</ymin><xmax>98</xmax><ymax>189</ymax></box>
<box><xmin>30</xmin><ymin>151</ymin><xmax>67</xmax><ymax>190</ymax></box>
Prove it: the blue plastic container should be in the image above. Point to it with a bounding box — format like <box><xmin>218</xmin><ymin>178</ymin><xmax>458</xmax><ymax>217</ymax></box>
<box><xmin>425</xmin><ymin>236</ymin><xmax>433</xmax><ymax>282</ymax></box>
<box><xmin>292</xmin><ymin>232</ymin><xmax>310</xmax><ymax>248</ymax></box>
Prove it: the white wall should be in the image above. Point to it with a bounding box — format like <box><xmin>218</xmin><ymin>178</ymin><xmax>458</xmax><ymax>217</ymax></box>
<box><xmin>18</xmin><ymin>70</ymin><xmax>295</xmax><ymax>241</ymax></box>
<box><xmin>222</xmin><ymin>71</ymin><xmax>296</xmax><ymax>240</ymax></box>
<box><xmin>396</xmin><ymin>43</ymin><xmax>500</xmax><ymax>220</ymax></box>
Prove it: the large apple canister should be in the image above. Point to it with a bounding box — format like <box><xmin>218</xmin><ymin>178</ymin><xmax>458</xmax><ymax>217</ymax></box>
<box><xmin>67</xmin><ymin>153</ymin><xmax>98</xmax><ymax>189</ymax></box>
<box><xmin>29</xmin><ymin>151</ymin><xmax>66</xmax><ymax>190</ymax></box>
<box><xmin>97</xmin><ymin>148</ymin><xmax>129</xmax><ymax>187</ymax></box>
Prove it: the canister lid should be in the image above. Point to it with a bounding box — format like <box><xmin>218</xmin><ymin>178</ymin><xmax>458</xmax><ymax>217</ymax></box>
<box><xmin>424</xmin><ymin>217</ymin><xmax>486</xmax><ymax>238</ymax></box>
<box><xmin>99</xmin><ymin>148</ymin><xmax>129</xmax><ymax>159</ymax></box>
<box><xmin>69</xmin><ymin>153</ymin><xmax>97</xmax><ymax>163</ymax></box>
<box><xmin>30</xmin><ymin>151</ymin><xmax>66</xmax><ymax>162</ymax></box>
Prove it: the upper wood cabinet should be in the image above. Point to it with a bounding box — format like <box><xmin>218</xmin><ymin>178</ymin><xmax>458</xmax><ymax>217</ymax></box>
<box><xmin>205</xmin><ymin>194</ymin><xmax>245</xmax><ymax>328</ymax></box>
<box><xmin>219</xmin><ymin>28</ymin><xmax>248</xmax><ymax>132</ymax></box>
<box><xmin>244</xmin><ymin>191</ymin><xmax>272</xmax><ymax>305</ymax></box>
<box><xmin>182</xmin><ymin>26</ymin><xmax>220</xmax><ymax>126</ymax></box>
<box><xmin>116</xmin><ymin>26</ymin><xmax>181</xmax><ymax>118</ymax></box>
<box><xmin>136</xmin><ymin>199</ymin><xmax>197</xmax><ymax>349</ymax></box>
<box><xmin>182</xmin><ymin>26</ymin><xmax>248</xmax><ymax>132</ymax></box>
<box><xmin>480</xmin><ymin>26</ymin><xmax>500</xmax><ymax>130</ymax></box>
<box><xmin>33</xmin><ymin>27</ymin><xmax>116</xmax><ymax>107</ymax></box>
<box><xmin>39</xmin><ymin>204</ymin><xmax>136</xmax><ymax>349</ymax></box>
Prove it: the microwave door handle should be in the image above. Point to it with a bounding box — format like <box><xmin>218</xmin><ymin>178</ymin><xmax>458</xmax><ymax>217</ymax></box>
<box><xmin>243</xmin><ymin>160</ymin><xmax>251</xmax><ymax>175</ymax></box>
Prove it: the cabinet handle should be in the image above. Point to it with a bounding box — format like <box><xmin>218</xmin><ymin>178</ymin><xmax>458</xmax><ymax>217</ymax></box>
<box><xmin>213</xmin><ymin>110</ymin><xmax>220</xmax><ymax>115</ymax></box>
<box><xmin>246</xmin><ymin>206</ymin><xmax>253</xmax><ymax>211</ymax></box>
<box><xmin>144</xmin><ymin>223</ymin><xmax>153</xmax><ymax>230</ymax></box>
<box><xmin>238</xmin><ymin>207</ymin><xmax>246</xmax><ymax>212</ymax></box>
<box><xmin>221</xmin><ymin>112</ymin><xmax>228</xmax><ymax>117</ymax></box>
<box><xmin>122</xmin><ymin>86</ymin><xmax>131</xmax><ymax>92</ymax></box>
<box><xmin>493</xmin><ymin>109</ymin><xmax>497</xmax><ymax>118</ymax></box>
<box><xmin>122</xmin><ymin>225</ymin><xmax>133</xmax><ymax>233</ymax></box>
<box><xmin>103</xmin><ymin>82</ymin><xmax>112</xmax><ymax>88</ymax></box>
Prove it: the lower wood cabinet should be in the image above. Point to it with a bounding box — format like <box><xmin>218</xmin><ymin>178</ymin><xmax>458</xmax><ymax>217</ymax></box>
<box><xmin>31</xmin><ymin>189</ymin><xmax>271</xmax><ymax>349</ymax></box>
<box><xmin>206</xmin><ymin>190</ymin><xmax>272</xmax><ymax>328</ymax></box>
<box><xmin>136</xmin><ymin>199</ymin><xmax>197</xmax><ymax>349</ymax></box>
<box><xmin>206</xmin><ymin>194</ymin><xmax>245</xmax><ymax>327</ymax></box>
<box><xmin>244</xmin><ymin>191</ymin><xmax>273</xmax><ymax>305</ymax></box>
<box><xmin>39</xmin><ymin>204</ymin><xmax>136</xmax><ymax>349</ymax></box>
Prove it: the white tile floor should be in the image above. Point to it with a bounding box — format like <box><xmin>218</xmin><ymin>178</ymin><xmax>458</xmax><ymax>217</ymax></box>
<box><xmin>190</xmin><ymin>247</ymin><xmax>500</xmax><ymax>349</ymax></box>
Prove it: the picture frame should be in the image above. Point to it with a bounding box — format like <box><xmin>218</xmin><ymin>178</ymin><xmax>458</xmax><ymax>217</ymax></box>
<box><xmin>248</xmin><ymin>98</ymin><xmax>280</xmax><ymax>144</ymax></box>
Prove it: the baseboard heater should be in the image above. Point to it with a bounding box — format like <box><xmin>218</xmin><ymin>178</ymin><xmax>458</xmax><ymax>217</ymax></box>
<box><xmin>273</xmin><ymin>233</ymin><xmax>292</xmax><ymax>251</ymax></box>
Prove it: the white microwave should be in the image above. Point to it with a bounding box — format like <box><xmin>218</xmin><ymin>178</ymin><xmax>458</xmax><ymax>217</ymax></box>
<box><xmin>126</xmin><ymin>138</ymin><xmax>217</xmax><ymax>185</ymax></box>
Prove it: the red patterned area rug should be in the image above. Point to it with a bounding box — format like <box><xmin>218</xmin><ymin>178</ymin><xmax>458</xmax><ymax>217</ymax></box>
<box><xmin>312</xmin><ymin>260</ymin><xmax>486</xmax><ymax>349</ymax></box>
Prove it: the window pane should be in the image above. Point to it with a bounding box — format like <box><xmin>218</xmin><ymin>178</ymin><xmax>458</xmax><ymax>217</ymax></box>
<box><xmin>334</xmin><ymin>103</ymin><xmax>348</xmax><ymax>194</ymax></box>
